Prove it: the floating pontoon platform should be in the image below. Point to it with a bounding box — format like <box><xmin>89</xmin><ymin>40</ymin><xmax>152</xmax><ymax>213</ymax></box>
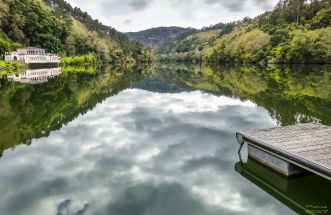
<box><xmin>236</xmin><ymin>124</ymin><xmax>331</xmax><ymax>180</ymax></box>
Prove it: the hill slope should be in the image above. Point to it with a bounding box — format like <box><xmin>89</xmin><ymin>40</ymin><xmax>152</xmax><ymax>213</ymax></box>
<box><xmin>158</xmin><ymin>0</ymin><xmax>331</xmax><ymax>64</ymax></box>
<box><xmin>127</xmin><ymin>27</ymin><xmax>196</xmax><ymax>46</ymax></box>
<box><xmin>0</xmin><ymin>0</ymin><xmax>149</xmax><ymax>63</ymax></box>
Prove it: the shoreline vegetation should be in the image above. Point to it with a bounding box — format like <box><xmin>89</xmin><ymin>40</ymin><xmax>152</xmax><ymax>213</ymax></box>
<box><xmin>0</xmin><ymin>52</ymin><xmax>149</xmax><ymax>75</ymax></box>
<box><xmin>0</xmin><ymin>55</ymin><xmax>153</xmax><ymax>76</ymax></box>
<box><xmin>60</xmin><ymin>53</ymin><xmax>97</xmax><ymax>66</ymax></box>
<box><xmin>0</xmin><ymin>60</ymin><xmax>24</xmax><ymax>76</ymax></box>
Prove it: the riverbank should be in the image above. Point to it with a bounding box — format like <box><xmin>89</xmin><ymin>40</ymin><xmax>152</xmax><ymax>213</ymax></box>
<box><xmin>0</xmin><ymin>54</ymin><xmax>97</xmax><ymax>76</ymax></box>
<box><xmin>60</xmin><ymin>53</ymin><xmax>141</xmax><ymax>66</ymax></box>
<box><xmin>60</xmin><ymin>54</ymin><xmax>98</xmax><ymax>66</ymax></box>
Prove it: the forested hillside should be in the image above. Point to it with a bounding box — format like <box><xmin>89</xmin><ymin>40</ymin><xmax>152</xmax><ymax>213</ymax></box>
<box><xmin>158</xmin><ymin>0</ymin><xmax>331</xmax><ymax>64</ymax></box>
<box><xmin>0</xmin><ymin>0</ymin><xmax>150</xmax><ymax>63</ymax></box>
<box><xmin>127</xmin><ymin>27</ymin><xmax>196</xmax><ymax>46</ymax></box>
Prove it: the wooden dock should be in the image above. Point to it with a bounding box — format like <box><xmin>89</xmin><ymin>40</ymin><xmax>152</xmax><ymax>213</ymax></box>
<box><xmin>236</xmin><ymin>124</ymin><xmax>331</xmax><ymax>180</ymax></box>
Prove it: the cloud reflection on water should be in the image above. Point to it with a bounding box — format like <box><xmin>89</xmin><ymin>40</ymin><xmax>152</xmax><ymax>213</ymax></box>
<box><xmin>0</xmin><ymin>89</ymin><xmax>294</xmax><ymax>215</ymax></box>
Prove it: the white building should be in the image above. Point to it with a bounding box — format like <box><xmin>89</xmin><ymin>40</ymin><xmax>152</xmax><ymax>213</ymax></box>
<box><xmin>7</xmin><ymin>68</ymin><xmax>61</xmax><ymax>84</ymax></box>
<box><xmin>4</xmin><ymin>47</ymin><xmax>60</xmax><ymax>64</ymax></box>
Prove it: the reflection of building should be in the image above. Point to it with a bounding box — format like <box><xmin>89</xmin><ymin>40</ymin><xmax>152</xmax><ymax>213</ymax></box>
<box><xmin>235</xmin><ymin>158</ymin><xmax>330</xmax><ymax>215</ymax></box>
<box><xmin>7</xmin><ymin>68</ymin><xmax>61</xmax><ymax>84</ymax></box>
<box><xmin>4</xmin><ymin>47</ymin><xmax>60</xmax><ymax>64</ymax></box>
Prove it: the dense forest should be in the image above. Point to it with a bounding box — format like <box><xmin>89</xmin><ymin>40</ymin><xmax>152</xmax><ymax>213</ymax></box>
<box><xmin>157</xmin><ymin>0</ymin><xmax>331</xmax><ymax>64</ymax></box>
<box><xmin>0</xmin><ymin>0</ymin><xmax>151</xmax><ymax>64</ymax></box>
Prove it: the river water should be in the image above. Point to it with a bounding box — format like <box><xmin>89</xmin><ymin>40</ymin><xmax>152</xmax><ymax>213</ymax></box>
<box><xmin>0</xmin><ymin>64</ymin><xmax>330</xmax><ymax>215</ymax></box>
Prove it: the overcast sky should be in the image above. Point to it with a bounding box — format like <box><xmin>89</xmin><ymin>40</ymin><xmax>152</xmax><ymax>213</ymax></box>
<box><xmin>65</xmin><ymin>0</ymin><xmax>279</xmax><ymax>32</ymax></box>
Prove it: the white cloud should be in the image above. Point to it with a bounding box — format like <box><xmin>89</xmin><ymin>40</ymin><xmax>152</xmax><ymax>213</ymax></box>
<box><xmin>65</xmin><ymin>0</ymin><xmax>278</xmax><ymax>32</ymax></box>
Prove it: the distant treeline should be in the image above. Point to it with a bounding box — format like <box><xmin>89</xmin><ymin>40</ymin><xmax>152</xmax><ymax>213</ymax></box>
<box><xmin>158</xmin><ymin>0</ymin><xmax>331</xmax><ymax>64</ymax></box>
<box><xmin>127</xmin><ymin>27</ymin><xmax>197</xmax><ymax>46</ymax></box>
<box><xmin>0</xmin><ymin>0</ymin><xmax>152</xmax><ymax>63</ymax></box>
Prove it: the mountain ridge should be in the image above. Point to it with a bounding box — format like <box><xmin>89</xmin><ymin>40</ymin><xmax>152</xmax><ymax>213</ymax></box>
<box><xmin>126</xmin><ymin>26</ymin><xmax>196</xmax><ymax>46</ymax></box>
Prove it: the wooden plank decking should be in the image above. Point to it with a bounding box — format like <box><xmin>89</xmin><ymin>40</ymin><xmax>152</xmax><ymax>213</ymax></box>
<box><xmin>237</xmin><ymin>124</ymin><xmax>331</xmax><ymax>180</ymax></box>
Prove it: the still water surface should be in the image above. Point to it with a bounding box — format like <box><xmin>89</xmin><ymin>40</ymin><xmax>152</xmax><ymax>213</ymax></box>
<box><xmin>0</xmin><ymin>64</ymin><xmax>330</xmax><ymax>215</ymax></box>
